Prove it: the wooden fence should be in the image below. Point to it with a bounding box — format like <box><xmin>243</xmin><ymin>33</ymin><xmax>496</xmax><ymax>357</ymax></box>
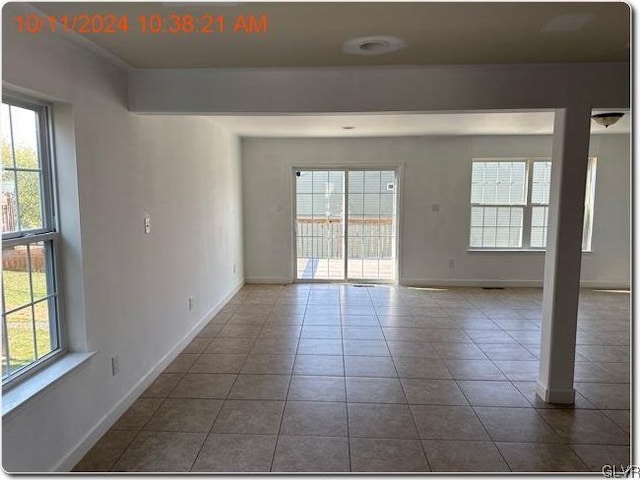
<box><xmin>2</xmin><ymin>245</ymin><xmax>46</xmax><ymax>272</ymax></box>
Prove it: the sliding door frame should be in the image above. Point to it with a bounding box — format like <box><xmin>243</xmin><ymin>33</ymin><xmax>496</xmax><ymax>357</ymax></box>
<box><xmin>291</xmin><ymin>165</ymin><xmax>404</xmax><ymax>285</ymax></box>
<box><xmin>292</xmin><ymin>168</ymin><xmax>347</xmax><ymax>283</ymax></box>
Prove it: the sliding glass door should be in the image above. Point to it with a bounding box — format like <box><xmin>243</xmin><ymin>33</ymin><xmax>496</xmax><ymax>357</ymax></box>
<box><xmin>295</xmin><ymin>170</ymin><xmax>345</xmax><ymax>280</ymax></box>
<box><xmin>295</xmin><ymin>169</ymin><xmax>397</xmax><ymax>283</ymax></box>
<box><xmin>347</xmin><ymin>170</ymin><xmax>397</xmax><ymax>281</ymax></box>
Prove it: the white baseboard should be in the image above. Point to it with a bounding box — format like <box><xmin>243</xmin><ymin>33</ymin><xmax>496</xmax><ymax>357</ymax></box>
<box><xmin>578</xmin><ymin>280</ymin><xmax>630</xmax><ymax>289</ymax></box>
<box><xmin>54</xmin><ymin>279</ymin><xmax>245</xmax><ymax>472</ymax></box>
<box><xmin>535</xmin><ymin>381</ymin><xmax>576</xmax><ymax>404</ymax></box>
<box><xmin>401</xmin><ymin>278</ymin><xmax>630</xmax><ymax>289</ymax></box>
<box><xmin>245</xmin><ymin>276</ymin><xmax>291</xmax><ymax>284</ymax></box>
<box><xmin>401</xmin><ymin>278</ymin><xmax>542</xmax><ymax>288</ymax></box>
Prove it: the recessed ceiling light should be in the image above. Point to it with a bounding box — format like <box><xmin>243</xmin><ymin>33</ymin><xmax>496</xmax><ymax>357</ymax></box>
<box><xmin>342</xmin><ymin>36</ymin><xmax>406</xmax><ymax>56</ymax></box>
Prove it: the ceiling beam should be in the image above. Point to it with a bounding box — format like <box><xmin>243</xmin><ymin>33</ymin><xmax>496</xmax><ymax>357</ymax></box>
<box><xmin>129</xmin><ymin>63</ymin><xmax>629</xmax><ymax>115</ymax></box>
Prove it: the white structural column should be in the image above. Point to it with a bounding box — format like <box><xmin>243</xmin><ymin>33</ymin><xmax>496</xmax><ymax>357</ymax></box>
<box><xmin>536</xmin><ymin>106</ymin><xmax>593</xmax><ymax>404</ymax></box>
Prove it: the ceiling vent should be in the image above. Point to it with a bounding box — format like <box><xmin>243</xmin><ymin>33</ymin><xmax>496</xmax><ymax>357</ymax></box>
<box><xmin>541</xmin><ymin>13</ymin><xmax>595</xmax><ymax>32</ymax></box>
<box><xmin>342</xmin><ymin>36</ymin><xmax>406</xmax><ymax>56</ymax></box>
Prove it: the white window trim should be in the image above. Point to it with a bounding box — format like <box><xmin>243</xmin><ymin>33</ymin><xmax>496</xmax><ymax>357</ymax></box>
<box><xmin>2</xmin><ymin>351</ymin><xmax>95</xmax><ymax>417</ymax></box>
<box><xmin>2</xmin><ymin>94</ymin><xmax>66</xmax><ymax>390</ymax></box>
<box><xmin>468</xmin><ymin>157</ymin><xmax>596</xmax><ymax>252</ymax></box>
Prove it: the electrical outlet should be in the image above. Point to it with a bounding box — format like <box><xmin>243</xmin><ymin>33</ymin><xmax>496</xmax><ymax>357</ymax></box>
<box><xmin>189</xmin><ymin>296</ymin><xmax>194</xmax><ymax>311</ymax></box>
<box><xmin>111</xmin><ymin>356</ymin><xmax>120</xmax><ymax>376</ymax></box>
<box><xmin>144</xmin><ymin>214</ymin><xmax>151</xmax><ymax>234</ymax></box>
<box><xmin>448</xmin><ymin>258</ymin><xmax>455</xmax><ymax>269</ymax></box>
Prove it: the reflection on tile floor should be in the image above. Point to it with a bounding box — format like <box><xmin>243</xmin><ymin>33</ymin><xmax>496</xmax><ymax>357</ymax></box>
<box><xmin>73</xmin><ymin>284</ymin><xmax>630</xmax><ymax>473</ymax></box>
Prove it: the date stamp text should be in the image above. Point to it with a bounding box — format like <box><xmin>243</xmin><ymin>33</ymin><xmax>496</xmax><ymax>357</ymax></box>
<box><xmin>15</xmin><ymin>13</ymin><xmax>268</xmax><ymax>35</ymax></box>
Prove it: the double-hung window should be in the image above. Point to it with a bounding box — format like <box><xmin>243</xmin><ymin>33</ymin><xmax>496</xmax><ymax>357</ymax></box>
<box><xmin>469</xmin><ymin>158</ymin><xmax>596</xmax><ymax>250</ymax></box>
<box><xmin>2</xmin><ymin>96</ymin><xmax>62</xmax><ymax>387</ymax></box>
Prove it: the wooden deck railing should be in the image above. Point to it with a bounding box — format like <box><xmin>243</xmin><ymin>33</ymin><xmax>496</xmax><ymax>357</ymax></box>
<box><xmin>296</xmin><ymin>217</ymin><xmax>395</xmax><ymax>259</ymax></box>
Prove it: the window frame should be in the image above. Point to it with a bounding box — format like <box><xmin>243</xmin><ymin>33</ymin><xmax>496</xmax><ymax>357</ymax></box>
<box><xmin>469</xmin><ymin>157</ymin><xmax>596</xmax><ymax>251</ymax></box>
<box><xmin>524</xmin><ymin>158</ymin><xmax>550</xmax><ymax>250</ymax></box>
<box><xmin>469</xmin><ymin>158</ymin><xmax>529</xmax><ymax>249</ymax></box>
<box><xmin>2</xmin><ymin>93</ymin><xmax>65</xmax><ymax>390</ymax></box>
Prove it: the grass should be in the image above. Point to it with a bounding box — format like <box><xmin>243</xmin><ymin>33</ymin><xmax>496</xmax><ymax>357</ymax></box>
<box><xmin>4</xmin><ymin>270</ymin><xmax>48</xmax><ymax>314</ymax></box>
<box><xmin>2</xmin><ymin>270</ymin><xmax>55</xmax><ymax>376</ymax></box>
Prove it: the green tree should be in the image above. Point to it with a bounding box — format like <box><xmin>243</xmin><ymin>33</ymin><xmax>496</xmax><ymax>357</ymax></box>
<box><xmin>2</xmin><ymin>140</ymin><xmax>42</xmax><ymax>230</ymax></box>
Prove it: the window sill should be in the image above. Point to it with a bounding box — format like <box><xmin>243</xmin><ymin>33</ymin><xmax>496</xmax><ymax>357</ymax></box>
<box><xmin>2</xmin><ymin>351</ymin><xmax>95</xmax><ymax>417</ymax></box>
<box><xmin>467</xmin><ymin>249</ymin><xmax>593</xmax><ymax>254</ymax></box>
<box><xmin>468</xmin><ymin>248</ymin><xmax>544</xmax><ymax>253</ymax></box>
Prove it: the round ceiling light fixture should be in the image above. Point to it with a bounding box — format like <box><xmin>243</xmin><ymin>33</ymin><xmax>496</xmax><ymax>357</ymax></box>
<box><xmin>591</xmin><ymin>112</ymin><xmax>625</xmax><ymax>128</ymax></box>
<box><xmin>342</xmin><ymin>35</ymin><xmax>406</xmax><ymax>56</ymax></box>
<box><xmin>342</xmin><ymin>126</ymin><xmax>356</xmax><ymax>130</ymax></box>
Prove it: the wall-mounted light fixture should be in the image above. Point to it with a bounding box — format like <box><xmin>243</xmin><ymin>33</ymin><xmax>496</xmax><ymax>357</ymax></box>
<box><xmin>591</xmin><ymin>112</ymin><xmax>625</xmax><ymax>128</ymax></box>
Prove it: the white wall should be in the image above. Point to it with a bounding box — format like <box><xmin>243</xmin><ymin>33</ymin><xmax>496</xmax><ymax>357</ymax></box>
<box><xmin>1</xmin><ymin>3</ymin><xmax>630</xmax><ymax>472</ymax></box>
<box><xmin>2</xmin><ymin>7</ymin><xmax>244</xmax><ymax>472</ymax></box>
<box><xmin>242</xmin><ymin>134</ymin><xmax>629</xmax><ymax>288</ymax></box>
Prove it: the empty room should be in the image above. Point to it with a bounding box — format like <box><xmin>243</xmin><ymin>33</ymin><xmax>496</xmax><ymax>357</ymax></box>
<box><xmin>1</xmin><ymin>1</ymin><xmax>631</xmax><ymax>474</ymax></box>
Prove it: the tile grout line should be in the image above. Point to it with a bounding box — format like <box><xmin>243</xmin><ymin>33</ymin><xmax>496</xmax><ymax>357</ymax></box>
<box><xmin>455</xmin><ymin>294</ymin><xmax>534</xmax><ymax>471</ymax></box>
<box><xmin>455</xmin><ymin>380</ymin><xmax>513</xmax><ymax>472</ymax></box>
<box><xmin>408</xmin><ymin>290</ymin><xmax>521</xmax><ymax>471</ymax></box>
<box><xmin>106</xmin><ymin>304</ymin><xmax>240</xmax><ymax>472</ymax></box>
<box><xmin>340</xmin><ymin>287</ymin><xmax>352</xmax><ymax>473</ymax></box>
<box><xmin>188</xmin><ymin>291</ymin><xmax>270</xmax><ymax>472</ymax></box>
<box><xmin>185</xmin><ymin>303</ymin><xmax>242</xmax><ymax>471</ymax></box>
<box><xmin>107</xmin><ymin>430</ymin><xmax>145</xmax><ymax>472</ymax></box>
<box><xmin>455</xmin><ymin>290</ymin><xmax>527</xmax><ymax>473</ymax></box>
<box><xmin>110</xmin><ymin>346</ymin><xmax>200</xmax><ymax>471</ymax></box>
<box><xmin>268</xmin><ymin>285</ymin><xmax>309</xmax><ymax>473</ymax></box>
<box><xmin>372</xmin><ymin>286</ymin><xmax>433</xmax><ymax>472</ymax></box>
<box><xmin>82</xmin><ymin>286</ymin><xmax>628</xmax><ymax>473</ymax></box>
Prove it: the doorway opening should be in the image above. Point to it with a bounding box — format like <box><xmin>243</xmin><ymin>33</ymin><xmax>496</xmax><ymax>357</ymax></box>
<box><xmin>294</xmin><ymin>169</ymin><xmax>398</xmax><ymax>283</ymax></box>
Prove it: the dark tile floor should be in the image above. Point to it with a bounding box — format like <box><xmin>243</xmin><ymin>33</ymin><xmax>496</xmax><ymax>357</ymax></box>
<box><xmin>73</xmin><ymin>284</ymin><xmax>630</xmax><ymax>473</ymax></box>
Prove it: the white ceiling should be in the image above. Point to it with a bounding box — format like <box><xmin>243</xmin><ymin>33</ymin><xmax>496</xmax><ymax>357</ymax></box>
<box><xmin>208</xmin><ymin>111</ymin><xmax>630</xmax><ymax>137</ymax></box>
<box><xmin>30</xmin><ymin>2</ymin><xmax>630</xmax><ymax>68</ymax></box>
